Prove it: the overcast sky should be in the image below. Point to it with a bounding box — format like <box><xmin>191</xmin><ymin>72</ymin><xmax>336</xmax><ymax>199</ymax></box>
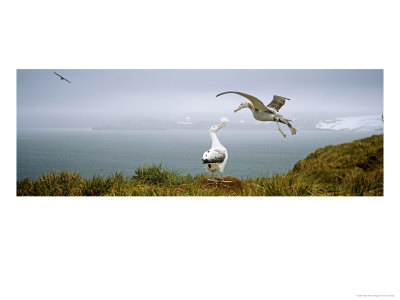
<box><xmin>17</xmin><ymin>69</ymin><xmax>383</xmax><ymax>128</ymax></box>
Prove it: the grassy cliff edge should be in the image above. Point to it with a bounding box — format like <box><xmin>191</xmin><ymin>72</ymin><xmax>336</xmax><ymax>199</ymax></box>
<box><xmin>17</xmin><ymin>134</ymin><xmax>383</xmax><ymax>196</ymax></box>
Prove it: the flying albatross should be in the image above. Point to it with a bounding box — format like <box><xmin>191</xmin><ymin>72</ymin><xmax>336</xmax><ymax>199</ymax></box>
<box><xmin>216</xmin><ymin>91</ymin><xmax>296</xmax><ymax>137</ymax></box>
<box><xmin>202</xmin><ymin>121</ymin><xmax>229</xmax><ymax>181</ymax></box>
<box><xmin>54</xmin><ymin>72</ymin><xmax>71</xmax><ymax>83</ymax></box>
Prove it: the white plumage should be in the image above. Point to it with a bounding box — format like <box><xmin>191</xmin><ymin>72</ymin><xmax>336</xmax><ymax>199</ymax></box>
<box><xmin>216</xmin><ymin>91</ymin><xmax>297</xmax><ymax>137</ymax></box>
<box><xmin>202</xmin><ymin>122</ymin><xmax>228</xmax><ymax>180</ymax></box>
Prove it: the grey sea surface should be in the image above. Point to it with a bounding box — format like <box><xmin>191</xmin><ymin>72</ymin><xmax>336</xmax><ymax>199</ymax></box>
<box><xmin>16</xmin><ymin>128</ymin><xmax>381</xmax><ymax>181</ymax></box>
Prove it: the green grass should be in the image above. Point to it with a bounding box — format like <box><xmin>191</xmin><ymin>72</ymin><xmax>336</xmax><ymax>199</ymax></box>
<box><xmin>17</xmin><ymin>134</ymin><xmax>383</xmax><ymax>196</ymax></box>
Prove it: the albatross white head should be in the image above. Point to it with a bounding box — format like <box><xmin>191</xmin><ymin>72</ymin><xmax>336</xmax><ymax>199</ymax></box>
<box><xmin>234</xmin><ymin>101</ymin><xmax>252</xmax><ymax>113</ymax></box>
<box><xmin>209</xmin><ymin>121</ymin><xmax>226</xmax><ymax>133</ymax></box>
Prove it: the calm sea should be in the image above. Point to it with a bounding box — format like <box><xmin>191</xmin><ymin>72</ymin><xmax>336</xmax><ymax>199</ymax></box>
<box><xmin>16</xmin><ymin>129</ymin><xmax>380</xmax><ymax>181</ymax></box>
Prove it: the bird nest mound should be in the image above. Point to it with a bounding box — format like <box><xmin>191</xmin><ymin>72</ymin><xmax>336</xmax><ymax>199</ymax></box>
<box><xmin>193</xmin><ymin>176</ymin><xmax>246</xmax><ymax>194</ymax></box>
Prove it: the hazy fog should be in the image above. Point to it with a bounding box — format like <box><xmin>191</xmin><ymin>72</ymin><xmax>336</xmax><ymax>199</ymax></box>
<box><xmin>17</xmin><ymin>69</ymin><xmax>383</xmax><ymax>128</ymax></box>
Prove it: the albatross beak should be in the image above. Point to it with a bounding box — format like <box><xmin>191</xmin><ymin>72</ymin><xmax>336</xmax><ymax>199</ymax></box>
<box><xmin>218</xmin><ymin>122</ymin><xmax>227</xmax><ymax>129</ymax></box>
<box><xmin>234</xmin><ymin>106</ymin><xmax>241</xmax><ymax>113</ymax></box>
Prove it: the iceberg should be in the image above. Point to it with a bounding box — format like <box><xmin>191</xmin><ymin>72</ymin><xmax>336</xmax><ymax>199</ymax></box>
<box><xmin>316</xmin><ymin>115</ymin><xmax>383</xmax><ymax>131</ymax></box>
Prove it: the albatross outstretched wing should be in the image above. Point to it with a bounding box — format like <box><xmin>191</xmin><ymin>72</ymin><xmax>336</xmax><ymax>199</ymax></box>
<box><xmin>216</xmin><ymin>91</ymin><xmax>271</xmax><ymax>112</ymax></box>
<box><xmin>266</xmin><ymin>95</ymin><xmax>290</xmax><ymax>112</ymax></box>
<box><xmin>54</xmin><ymin>72</ymin><xmax>62</xmax><ymax>78</ymax></box>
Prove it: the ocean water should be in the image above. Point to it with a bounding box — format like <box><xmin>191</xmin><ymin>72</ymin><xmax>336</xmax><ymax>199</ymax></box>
<box><xmin>16</xmin><ymin>128</ymin><xmax>380</xmax><ymax>181</ymax></box>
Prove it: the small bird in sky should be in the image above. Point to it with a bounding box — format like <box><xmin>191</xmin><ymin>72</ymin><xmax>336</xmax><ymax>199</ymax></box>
<box><xmin>54</xmin><ymin>72</ymin><xmax>71</xmax><ymax>83</ymax></box>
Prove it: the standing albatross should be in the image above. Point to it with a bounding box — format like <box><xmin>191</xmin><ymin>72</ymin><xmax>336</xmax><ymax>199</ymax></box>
<box><xmin>202</xmin><ymin>122</ymin><xmax>229</xmax><ymax>181</ymax></box>
<box><xmin>216</xmin><ymin>91</ymin><xmax>296</xmax><ymax>137</ymax></box>
<box><xmin>54</xmin><ymin>72</ymin><xmax>71</xmax><ymax>83</ymax></box>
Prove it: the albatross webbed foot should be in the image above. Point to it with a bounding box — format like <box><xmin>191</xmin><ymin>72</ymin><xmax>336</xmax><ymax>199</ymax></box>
<box><xmin>219</xmin><ymin>173</ymin><xmax>232</xmax><ymax>183</ymax></box>
<box><xmin>207</xmin><ymin>172</ymin><xmax>218</xmax><ymax>181</ymax></box>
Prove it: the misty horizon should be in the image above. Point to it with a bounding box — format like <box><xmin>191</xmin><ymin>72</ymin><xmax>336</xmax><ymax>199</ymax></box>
<box><xmin>17</xmin><ymin>69</ymin><xmax>383</xmax><ymax>129</ymax></box>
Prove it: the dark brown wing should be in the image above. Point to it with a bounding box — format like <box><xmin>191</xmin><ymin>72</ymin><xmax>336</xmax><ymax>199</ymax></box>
<box><xmin>266</xmin><ymin>95</ymin><xmax>290</xmax><ymax>112</ymax></box>
<box><xmin>202</xmin><ymin>149</ymin><xmax>226</xmax><ymax>164</ymax></box>
<box><xmin>216</xmin><ymin>91</ymin><xmax>271</xmax><ymax>111</ymax></box>
<box><xmin>54</xmin><ymin>72</ymin><xmax>62</xmax><ymax>78</ymax></box>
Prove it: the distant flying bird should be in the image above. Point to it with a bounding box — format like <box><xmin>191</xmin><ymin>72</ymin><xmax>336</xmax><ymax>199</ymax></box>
<box><xmin>216</xmin><ymin>91</ymin><xmax>296</xmax><ymax>138</ymax></box>
<box><xmin>202</xmin><ymin>122</ymin><xmax>229</xmax><ymax>181</ymax></box>
<box><xmin>54</xmin><ymin>72</ymin><xmax>71</xmax><ymax>83</ymax></box>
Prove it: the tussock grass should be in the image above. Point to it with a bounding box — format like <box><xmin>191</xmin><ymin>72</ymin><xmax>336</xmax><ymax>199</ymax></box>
<box><xmin>17</xmin><ymin>134</ymin><xmax>383</xmax><ymax>196</ymax></box>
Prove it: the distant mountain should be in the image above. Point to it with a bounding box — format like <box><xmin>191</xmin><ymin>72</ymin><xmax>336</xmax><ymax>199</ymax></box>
<box><xmin>92</xmin><ymin>114</ymin><xmax>383</xmax><ymax>132</ymax></box>
<box><xmin>92</xmin><ymin>119</ymin><xmax>281</xmax><ymax>131</ymax></box>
